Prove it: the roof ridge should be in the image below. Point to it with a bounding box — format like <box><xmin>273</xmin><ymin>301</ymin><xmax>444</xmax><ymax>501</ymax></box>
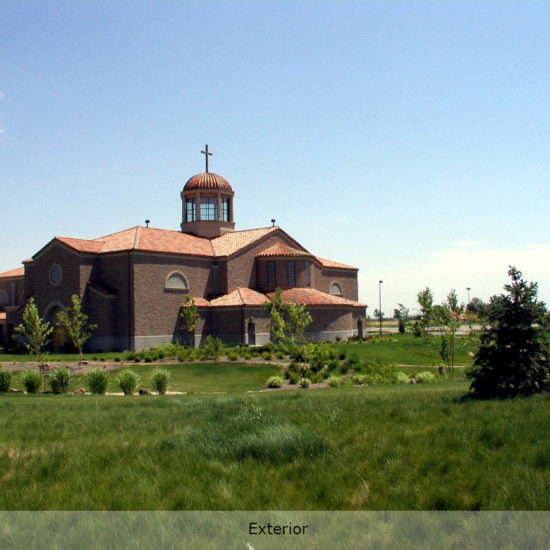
<box><xmin>133</xmin><ymin>226</ymin><xmax>141</xmax><ymax>249</ymax></box>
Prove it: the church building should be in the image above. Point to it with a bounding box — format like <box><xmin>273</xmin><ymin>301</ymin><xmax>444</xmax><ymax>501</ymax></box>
<box><xmin>2</xmin><ymin>147</ymin><xmax>366</xmax><ymax>351</ymax></box>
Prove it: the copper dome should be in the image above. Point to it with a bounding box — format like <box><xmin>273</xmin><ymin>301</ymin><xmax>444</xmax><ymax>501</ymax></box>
<box><xmin>183</xmin><ymin>172</ymin><xmax>232</xmax><ymax>192</ymax></box>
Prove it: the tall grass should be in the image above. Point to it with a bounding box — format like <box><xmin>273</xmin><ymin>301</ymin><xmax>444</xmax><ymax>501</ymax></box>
<box><xmin>1</xmin><ymin>384</ymin><xmax>550</xmax><ymax>510</ymax></box>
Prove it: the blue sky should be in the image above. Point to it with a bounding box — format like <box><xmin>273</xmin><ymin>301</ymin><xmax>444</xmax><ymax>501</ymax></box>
<box><xmin>2</xmin><ymin>1</ymin><xmax>550</xmax><ymax>314</ymax></box>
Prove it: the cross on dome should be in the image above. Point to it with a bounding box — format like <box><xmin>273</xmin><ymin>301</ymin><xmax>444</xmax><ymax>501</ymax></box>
<box><xmin>201</xmin><ymin>144</ymin><xmax>213</xmax><ymax>173</ymax></box>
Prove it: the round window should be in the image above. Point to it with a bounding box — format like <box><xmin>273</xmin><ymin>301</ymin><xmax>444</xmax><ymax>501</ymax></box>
<box><xmin>49</xmin><ymin>264</ymin><xmax>63</xmax><ymax>286</ymax></box>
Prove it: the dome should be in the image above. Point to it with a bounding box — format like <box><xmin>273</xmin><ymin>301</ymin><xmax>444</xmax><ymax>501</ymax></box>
<box><xmin>183</xmin><ymin>172</ymin><xmax>232</xmax><ymax>192</ymax></box>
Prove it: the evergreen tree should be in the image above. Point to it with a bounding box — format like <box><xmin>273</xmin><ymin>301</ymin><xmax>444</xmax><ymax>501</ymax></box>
<box><xmin>467</xmin><ymin>267</ymin><xmax>550</xmax><ymax>399</ymax></box>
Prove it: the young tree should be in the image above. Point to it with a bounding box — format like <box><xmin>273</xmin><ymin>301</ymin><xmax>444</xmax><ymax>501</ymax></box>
<box><xmin>14</xmin><ymin>297</ymin><xmax>53</xmax><ymax>363</ymax></box>
<box><xmin>265</xmin><ymin>289</ymin><xmax>312</xmax><ymax>346</ymax></box>
<box><xmin>467</xmin><ymin>267</ymin><xmax>550</xmax><ymax>399</ymax></box>
<box><xmin>412</xmin><ymin>287</ymin><xmax>433</xmax><ymax>341</ymax></box>
<box><xmin>56</xmin><ymin>294</ymin><xmax>97</xmax><ymax>362</ymax></box>
<box><xmin>432</xmin><ymin>290</ymin><xmax>464</xmax><ymax>379</ymax></box>
<box><xmin>393</xmin><ymin>304</ymin><xmax>410</xmax><ymax>334</ymax></box>
<box><xmin>179</xmin><ymin>295</ymin><xmax>199</xmax><ymax>346</ymax></box>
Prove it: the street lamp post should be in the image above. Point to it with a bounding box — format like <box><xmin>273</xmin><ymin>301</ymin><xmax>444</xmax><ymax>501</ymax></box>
<box><xmin>379</xmin><ymin>280</ymin><xmax>383</xmax><ymax>335</ymax></box>
<box><xmin>466</xmin><ymin>287</ymin><xmax>472</xmax><ymax>331</ymax></box>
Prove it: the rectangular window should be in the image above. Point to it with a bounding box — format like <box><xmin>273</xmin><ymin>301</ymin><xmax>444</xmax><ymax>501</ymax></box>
<box><xmin>305</xmin><ymin>262</ymin><xmax>311</xmax><ymax>286</ymax></box>
<box><xmin>287</xmin><ymin>261</ymin><xmax>295</xmax><ymax>287</ymax></box>
<box><xmin>200</xmin><ymin>196</ymin><xmax>217</xmax><ymax>221</ymax></box>
<box><xmin>221</xmin><ymin>197</ymin><xmax>230</xmax><ymax>222</ymax></box>
<box><xmin>186</xmin><ymin>198</ymin><xmax>196</xmax><ymax>222</ymax></box>
<box><xmin>267</xmin><ymin>262</ymin><xmax>276</xmax><ymax>288</ymax></box>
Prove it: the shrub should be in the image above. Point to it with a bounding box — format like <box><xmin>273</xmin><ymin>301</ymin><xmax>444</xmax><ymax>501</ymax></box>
<box><xmin>262</xmin><ymin>351</ymin><xmax>272</xmax><ymax>361</ymax></box>
<box><xmin>326</xmin><ymin>375</ymin><xmax>342</xmax><ymax>387</ymax></box>
<box><xmin>416</xmin><ymin>371</ymin><xmax>436</xmax><ymax>384</ymax></box>
<box><xmin>114</xmin><ymin>356</ymin><xmax>121</xmax><ymax>362</ymax></box>
<box><xmin>86</xmin><ymin>368</ymin><xmax>109</xmax><ymax>395</ymax></box>
<box><xmin>227</xmin><ymin>351</ymin><xmax>239</xmax><ymax>361</ymax></box>
<box><xmin>50</xmin><ymin>366</ymin><xmax>73</xmax><ymax>394</ymax></box>
<box><xmin>265</xmin><ymin>375</ymin><xmax>284</xmax><ymax>388</ymax></box>
<box><xmin>152</xmin><ymin>367</ymin><xmax>170</xmax><ymax>395</ymax></box>
<box><xmin>117</xmin><ymin>368</ymin><xmax>140</xmax><ymax>395</ymax></box>
<box><xmin>0</xmin><ymin>367</ymin><xmax>12</xmax><ymax>392</ymax></box>
<box><xmin>144</xmin><ymin>354</ymin><xmax>153</xmax><ymax>363</ymax></box>
<box><xmin>352</xmin><ymin>374</ymin><xmax>366</xmax><ymax>385</ymax></box>
<box><xmin>396</xmin><ymin>371</ymin><xmax>410</xmax><ymax>384</ymax></box>
<box><xmin>203</xmin><ymin>335</ymin><xmax>224</xmax><ymax>359</ymax></box>
<box><xmin>299</xmin><ymin>377</ymin><xmax>311</xmax><ymax>388</ymax></box>
<box><xmin>23</xmin><ymin>369</ymin><xmax>42</xmax><ymax>394</ymax></box>
<box><xmin>287</xmin><ymin>372</ymin><xmax>299</xmax><ymax>385</ymax></box>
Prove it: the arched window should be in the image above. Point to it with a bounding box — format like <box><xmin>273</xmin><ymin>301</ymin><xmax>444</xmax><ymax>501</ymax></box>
<box><xmin>0</xmin><ymin>290</ymin><xmax>8</xmax><ymax>306</ymax></box>
<box><xmin>329</xmin><ymin>281</ymin><xmax>343</xmax><ymax>296</ymax></box>
<box><xmin>165</xmin><ymin>271</ymin><xmax>189</xmax><ymax>290</ymax></box>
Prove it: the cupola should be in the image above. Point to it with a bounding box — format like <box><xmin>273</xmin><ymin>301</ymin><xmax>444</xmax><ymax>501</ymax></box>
<box><xmin>180</xmin><ymin>145</ymin><xmax>235</xmax><ymax>238</ymax></box>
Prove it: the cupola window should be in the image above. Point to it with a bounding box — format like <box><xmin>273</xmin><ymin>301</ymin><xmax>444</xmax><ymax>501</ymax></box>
<box><xmin>186</xmin><ymin>198</ymin><xmax>197</xmax><ymax>222</ymax></box>
<box><xmin>221</xmin><ymin>197</ymin><xmax>230</xmax><ymax>222</ymax></box>
<box><xmin>200</xmin><ymin>196</ymin><xmax>217</xmax><ymax>221</ymax></box>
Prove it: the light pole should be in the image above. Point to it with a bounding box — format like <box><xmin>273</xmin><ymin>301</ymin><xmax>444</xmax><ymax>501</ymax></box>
<box><xmin>379</xmin><ymin>280</ymin><xmax>383</xmax><ymax>335</ymax></box>
<box><xmin>466</xmin><ymin>287</ymin><xmax>472</xmax><ymax>331</ymax></box>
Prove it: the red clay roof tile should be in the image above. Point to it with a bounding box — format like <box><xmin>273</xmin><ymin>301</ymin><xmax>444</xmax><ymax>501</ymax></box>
<box><xmin>0</xmin><ymin>267</ymin><xmax>24</xmax><ymax>278</ymax></box>
<box><xmin>267</xmin><ymin>288</ymin><xmax>365</xmax><ymax>308</ymax></box>
<box><xmin>256</xmin><ymin>243</ymin><xmax>312</xmax><ymax>258</ymax></box>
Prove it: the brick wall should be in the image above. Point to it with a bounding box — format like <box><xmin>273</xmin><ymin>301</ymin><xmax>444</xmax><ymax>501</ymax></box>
<box><xmin>132</xmin><ymin>252</ymin><xmax>216</xmax><ymax>337</ymax></box>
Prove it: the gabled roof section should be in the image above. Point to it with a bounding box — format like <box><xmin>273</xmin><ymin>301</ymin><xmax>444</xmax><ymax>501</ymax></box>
<box><xmin>256</xmin><ymin>243</ymin><xmax>313</xmax><ymax>258</ymax></box>
<box><xmin>267</xmin><ymin>288</ymin><xmax>366</xmax><ymax>308</ymax></box>
<box><xmin>210</xmin><ymin>227</ymin><xmax>280</xmax><ymax>257</ymax></box>
<box><xmin>209</xmin><ymin>288</ymin><xmax>268</xmax><ymax>307</ymax></box>
<box><xmin>315</xmin><ymin>256</ymin><xmax>358</xmax><ymax>270</ymax></box>
<box><xmin>0</xmin><ymin>267</ymin><xmax>24</xmax><ymax>279</ymax></box>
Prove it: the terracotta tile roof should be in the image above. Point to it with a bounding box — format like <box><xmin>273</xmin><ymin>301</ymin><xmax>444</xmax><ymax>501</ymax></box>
<box><xmin>256</xmin><ymin>243</ymin><xmax>312</xmax><ymax>258</ymax></box>
<box><xmin>184</xmin><ymin>172</ymin><xmax>232</xmax><ymax>192</ymax></box>
<box><xmin>57</xmin><ymin>237</ymin><xmax>105</xmax><ymax>254</ymax></box>
<box><xmin>315</xmin><ymin>256</ymin><xmax>357</xmax><ymax>270</ymax></box>
<box><xmin>191</xmin><ymin>297</ymin><xmax>211</xmax><ymax>308</ymax></box>
<box><xmin>0</xmin><ymin>267</ymin><xmax>24</xmax><ymax>279</ymax></box>
<box><xmin>209</xmin><ymin>288</ymin><xmax>268</xmax><ymax>307</ymax></box>
<box><xmin>267</xmin><ymin>288</ymin><xmax>366</xmax><ymax>308</ymax></box>
<box><xmin>211</xmin><ymin>227</ymin><xmax>279</xmax><ymax>257</ymax></box>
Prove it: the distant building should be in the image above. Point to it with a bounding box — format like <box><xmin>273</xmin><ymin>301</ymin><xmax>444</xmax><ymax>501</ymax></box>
<box><xmin>4</xmin><ymin>148</ymin><xmax>366</xmax><ymax>351</ymax></box>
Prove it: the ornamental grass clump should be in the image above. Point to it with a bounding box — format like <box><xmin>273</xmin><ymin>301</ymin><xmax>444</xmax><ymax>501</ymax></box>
<box><xmin>265</xmin><ymin>375</ymin><xmax>284</xmax><ymax>388</ymax></box>
<box><xmin>0</xmin><ymin>367</ymin><xmax>12</xmax><ymax>392</ymax></box>
<box><xmin>23</xmin><ymin>369</ymin><xmax>42</xmax><ymax>394</ymax></box>
<box><xmin>326</xmin><ymin>375</ymin><xmax>342</xmax><ymax>387</ymax></box>
<box><xmin>117</xmin><ymin>368</ymin><xmax>140</xmax><ymax>395</ymax></box>
<box><xmin>50</xmin><ymin>366</ymin><xmax>73</xmax><ymax>394</ymax></box>
<box><xmin>152</xmin><ymin>367</ymin><xmax>170</xmax><ymax>395</ymax></box>
<box><xmin>86</xmin><ymin>368</ymin><xmax>109</xmax><ymax>395</ymax></box>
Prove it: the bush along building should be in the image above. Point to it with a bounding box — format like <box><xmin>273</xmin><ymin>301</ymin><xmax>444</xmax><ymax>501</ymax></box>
<box><xmin>4</xmin><ymin>147</ymin><xmax>366</xmax><ymax>351</ymax></box>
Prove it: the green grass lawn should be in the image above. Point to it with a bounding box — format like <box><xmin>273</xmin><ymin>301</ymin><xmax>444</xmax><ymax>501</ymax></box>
<box><xmin>1</xmin><ymin>381</ymin><xmax>550</xmax><ymax>510</ymax></box>
<box><xmin>335</xmin><ymin>333</ymin><xmax>479</xmax><ymax>368</ymax></box>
